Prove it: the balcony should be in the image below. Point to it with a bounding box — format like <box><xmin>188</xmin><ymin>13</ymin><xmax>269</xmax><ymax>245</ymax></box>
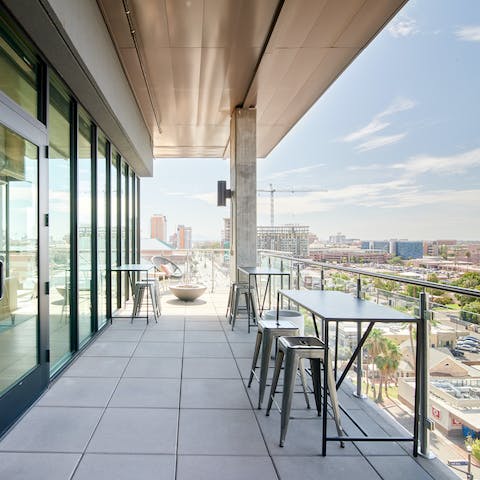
<box><xmin>0</xmin><ymin>283</ymin><xmax>456</xmax><ymax>480</ymax></box>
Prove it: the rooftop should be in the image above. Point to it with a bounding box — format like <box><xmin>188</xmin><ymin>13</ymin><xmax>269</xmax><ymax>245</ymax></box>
<box><xmin>0</xmin><ymin>288</ymin><xmax>455</xmax><ymax>480</ymax></box>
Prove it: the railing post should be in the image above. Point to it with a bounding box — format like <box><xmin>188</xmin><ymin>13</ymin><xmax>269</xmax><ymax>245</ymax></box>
<box><xmin>419</xmin><ymin>292</ymin><xmax>434</xmax><ymax>458</ymax></box>
<box><xmin>211</xmin><ymin>250</ymin><xmax>214</xmax><ymax>293</ymax></box>
<box><xmin>354</xmin><ymin>276</ymin><xmax>365</xmax><ymax>398</ymax></box>
<box><xmin>320</xmin><ymin>268</ymin><xmax>324</xmax><ymax>291</ymax></box>
<box><xmin>296</xmin><ymin>263</ymin><xmax>300</xmax><ymax>290</ymax></box>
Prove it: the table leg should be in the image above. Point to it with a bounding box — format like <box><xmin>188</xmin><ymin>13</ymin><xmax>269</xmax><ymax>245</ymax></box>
<box><xmin>334</xmin><ymin>322</ymin><xmax>339</xmax><ymax>381</ymax></box>
<box><xmin>336</xmin><ymin>322</ymin><xmax>375</xmax><ymax>390</ymax></box>
<box><xmin>312</xmin><ymin>313</ymin><xmax>320</xmax><ymax>339</ymax></box>
<box><xmin>322</xmin><ymin>319</ymin><xmax>329</xmax><ymax>456</ymax></box>
<box><xmin>413</xmin><ymin>317</ymin><xmax>423</xmax><ymax>457</ymax></box>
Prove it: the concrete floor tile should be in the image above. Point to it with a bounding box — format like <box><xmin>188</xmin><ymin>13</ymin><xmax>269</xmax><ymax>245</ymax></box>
<box><xmin>140</xmin><ymin>331</ymin><xmax>184</xmax><ymax>342</ymax></box>
<box><xmin>273</xmin><ymin>456</ymin><xmax>382</xmax><ymax>480</ymax></box>
<box><xmin>37</xmin><ymin>377</ymin><xmax>118</xmax><ymax>407</ymax></box>
<box><xmin>87</xmin><ymin>408</ymin><xmax>177</xmax><ymax>454</ymax></box>
<box><xmin>83</xmin><ymin>342</ymin><xmax>137</xmax><ymax>357</ymax></box>
<box><xmin>182</xmin><ymin>358</ymin><xmax>240</xmax><ymax>379</ymax></box>
<box><xmin>99</xmin><ymin>329</ymin><xmax>144</xmax><ymax>342</ymax></box>
<box><xmin>177</xmin><ymin>455</ymin><xmax>278</xmax><ymax>480</ymax></box>
<box><xmin>178</xmin><ymin>409</ymin><xmax>267</xmax><ymax>455</ymax></box>
<box><xmin>181</xmin><ymin>379</ymin><xmax>251</xmax><ymax>409</ymax></box>
<box><xmin>184</xmin><ymin>331</ymin><xmax>227</xmax><ymax>343</ymax></box>
<box><xmin>109</xmin><ymin>378</ymin><xmax>180</xmax><ymax>408</ymax></box>
<box><xmin>229</xmin><ymin>342</ymin><xmax>256</xmax><ymax>358</ymax></box>
<box><xmin>367</xmin><ymin>456</ymin><xmax>434</xmax><ymax>480</ymax></box>
<box><xmin>0</xmin><ymin>407</ymin><xmax>103</xmax><ymax>453</ymax></box>
<box><xmin>133</xmin><ymin>342</ymin><xmax>183</xmax><ymax>357</ymax></box>
<box><xmin>63</xmin><ymin>357</ymin><xmax>130</xmax><ymax>378</ymax></box>
<box><xmin>123</xmin><ymin>357</ymin><xmax>182</xmax><ymax>378</ymax></box>
<box><xmin>183</xmin><ymin>342</ymin><xmax>232</xmax><ymax>358</ymax></box>
<box><xmin>0</xmin><ymin>452</ymin><xmax>81</xmax><ymax>480</ymax></box>
<box><xmin>73</xmin><ymin>453</ymin><xmax>175</xmax><ymax>480</ymax></box>
<box><xmin>185</xmin><ymin>321</ymin><xmax>222</xmax><ymax>331</ymax></box>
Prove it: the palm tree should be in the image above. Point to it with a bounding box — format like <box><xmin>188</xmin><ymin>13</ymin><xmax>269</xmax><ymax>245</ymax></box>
<box><xmin>375</xmin><ymin>339</ymin><xmax>402</xmax><ymax>403</ymax></box>
<box><xmin>365</xmin><ymin>329</ymin><xmax>388</xmax><ymax>399</ymax></box>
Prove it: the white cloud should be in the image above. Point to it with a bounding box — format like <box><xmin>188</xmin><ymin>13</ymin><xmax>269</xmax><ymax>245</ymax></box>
<box><xmin>355</xmin><ymin>133</ymin><xmax>407</xmax><ymax>152</ymax></box>
<box><xmin>269</xmin><ymin>164</ymin><xmax>325</xmax><ymax>179</ymax></box>
<box><xmin>192</xmin><ymin>192</ymin><xmax>217</xmax><ymax>205</ymax></box>
<box><xmin>387</xmin><ymin>15</ymin><xmax>418</xmax><ymax>38</ymax></box>
<box><xmin>393</xmin><ymin>147</ymin><xmax>480</xmax><ymax>175</ymax></box>
<box><xmin>455</xmin><ymin>26</ymin><xmax>480</xmax><ymax>42</ymax></box>
<box><xmin>378</xmin><ymin>98</ymin><xmax>416</xmax><ymax>118</ymax></box>
<box><xmin>341</xmin><ymin>97</ymin><xmax>415</xmax><ymax>152</ymax></box>
<box><xmin>342</xmin><ymin>119</ymin><xmax>390</xmax><ymax>143</ymax></box>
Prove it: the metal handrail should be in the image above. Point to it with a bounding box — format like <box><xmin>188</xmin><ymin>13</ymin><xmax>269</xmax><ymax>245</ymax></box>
<box><xmin>258</xmin><ymin>250</ymin><xmax>480</xmax><ymax>299</ymax></box>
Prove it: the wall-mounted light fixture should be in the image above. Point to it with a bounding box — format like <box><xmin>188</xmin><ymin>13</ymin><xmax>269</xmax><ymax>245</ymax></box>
<box><xmin>217</xmin><ymin>180</ymin><xmax>232</xmax><ymax>206</ymax></box>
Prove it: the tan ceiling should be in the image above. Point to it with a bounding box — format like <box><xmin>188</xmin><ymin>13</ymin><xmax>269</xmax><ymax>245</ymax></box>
<box><xmin>97</xmin><ymin>0</ymin><xmax>407</xmax><ymax>159</ymax></box>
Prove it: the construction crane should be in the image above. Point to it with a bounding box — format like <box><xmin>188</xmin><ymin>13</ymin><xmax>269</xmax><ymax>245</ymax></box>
<box><xmin>257</xmin><ymin>183</ymin><xmax>326</xmax><ymax>226</ymax></box>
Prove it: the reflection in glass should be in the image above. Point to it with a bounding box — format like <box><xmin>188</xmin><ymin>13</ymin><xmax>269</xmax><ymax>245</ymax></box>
<box><xmin>78</xmin><ymin>107</ymin><xmax>92</xmax><ymax>344</ymax></box>
<box><xmin>121</xmin><ymin>161</ymin><xmax>128</xmax><ymax>303</ymax></box>
<box><xmin>0</xmin><ymin>123</ymin><xmax>38</xmax><ymax>394</ymax></box>
<box><xmin>48</xmin><ymin>73</ymin><xmax>72</xmax><ymax>371</ymax></box>
<box><xmin>130</xmin><ymin>171</ymin><xmax>135</xmax><ymax>265</ymax></box>
<box><xmin>111</xmin><ymin>151</ymin><xmax>118</xmax><ymax>311</ymax></box>
<box><xmin>97</xmin><ymin>133</ymin><xmax>107</xmax><ymax>327</ymax></box>
<box><xmin>0</xmin><ymin>12</ymin><xmax>39</xmax><ymax>119</ymax></box>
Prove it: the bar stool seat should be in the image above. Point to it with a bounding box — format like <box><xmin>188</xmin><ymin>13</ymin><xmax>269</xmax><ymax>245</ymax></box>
<box><xmin>266</xmin><ymin>336</ymin><xmax>344</xmax><ymax>448</ymax></box>
<box><xmin>133</xmin><ymin>279</ymin><xmax>161</xmax><ymax>323</ymax></box>
<box><xmin>248</xmin><ymin>319</ymin><xmax>310</xmax><ymax>410</ymax></box>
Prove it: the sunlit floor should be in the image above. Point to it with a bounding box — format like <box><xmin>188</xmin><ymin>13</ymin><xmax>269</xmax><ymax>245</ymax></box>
<box><xmin>0</xmin><ymin>289</ymin><xmax>455</xmax><ymax>480</ymax></box>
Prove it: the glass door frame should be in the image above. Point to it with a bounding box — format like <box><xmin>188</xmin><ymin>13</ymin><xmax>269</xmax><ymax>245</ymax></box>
<box><xmin>0</xmin><ymin>89</ymin><xmax>49</xmax><ymax>435</ymax></box>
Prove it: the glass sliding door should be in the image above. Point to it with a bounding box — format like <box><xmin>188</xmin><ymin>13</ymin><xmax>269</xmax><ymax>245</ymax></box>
<box><xmin>110</xmin><ymin>150</ymin><xmax>119</xmax><ymax>311</ymax></box>
<box><xmin>130</xmin><ymin>171</ymin><xmax>135</xmax><ymax>267</ymax></box>
<box><xmin>48</xmin><ymin>73</ymin><xmax>72</xmax><ymax>371</ymax></box>
<box><xmin>97</xmin><ymin>133</ymin><xmax>107</xmax><ymax>327</ymax></box>
<box><xmin>77</xmin><ymin>107</ymin><xmax>92</xmax><ymax>344</ymax></box>
<box><xmin>121</xmin><ymin>161</ymin><xmax>128</xmax><ymax>303</ymax></box>
<box><xmin>0</xmin><ymin>124</ymin><xmax>39</xmax><ymax>394</ymax></box>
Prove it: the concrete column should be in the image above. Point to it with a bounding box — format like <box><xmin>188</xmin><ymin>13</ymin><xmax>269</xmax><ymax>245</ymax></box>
<box><xmin>230</xmin><ymin>108</ymin><xmax>257</xmax><ymax>281</ymax></box>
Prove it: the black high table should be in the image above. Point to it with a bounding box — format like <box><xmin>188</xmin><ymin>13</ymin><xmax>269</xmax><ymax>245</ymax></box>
<box><xmin>276</xmin><ymin>289</ymin><xmax>423</xmax><ymax>456</ymax></box>
<box><xmin>237</xmin><ymin>266</ymin><xmax>291</xmax><ymax>316</ymax></box>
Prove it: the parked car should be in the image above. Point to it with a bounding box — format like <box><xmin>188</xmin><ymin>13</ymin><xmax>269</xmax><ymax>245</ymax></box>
<box><xmin>456</xmin><ymin>344</ymin><xmax>479</xmax><ymax>353</ymax></box>
<box><xmin>451</xmin><ymin>349</ymin><xmax>465</xmax><ymax>358</ymax></box>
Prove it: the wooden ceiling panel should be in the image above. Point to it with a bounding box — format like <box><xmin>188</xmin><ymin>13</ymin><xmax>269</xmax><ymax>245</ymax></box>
<box><xmin>203</xmin><ymin>0</ymin><xmax>242</xmax><ymax>47</ymax></box>
<box><xmin>166</xmin><ymin>0</ymin><xmax>204</xmax><ymax>47</ymax></box>
<box><xmin>303</xmin><ymin>0</ymin><xmax>364</xmax><ymax>48</ymax></box>
<box><xmin>96</xmin><ymin>0</ymin><xmax>407</xmax><ymax>158</ymax></box>
<box><xmin>97</xmin><ymin>0</ymin><xmax>134</xmax><ymax>48</ymax></box>
<box><xmin>131</xmin><ymin>0</ymin><xmax>169</xmax><ymax>48</ymax></box>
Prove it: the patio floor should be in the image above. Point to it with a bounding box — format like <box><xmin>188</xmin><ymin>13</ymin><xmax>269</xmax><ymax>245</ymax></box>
<box><xmin>0</xmin><ymin>290</ymin><xmax>457</xmax><ymax>480</ymax></box>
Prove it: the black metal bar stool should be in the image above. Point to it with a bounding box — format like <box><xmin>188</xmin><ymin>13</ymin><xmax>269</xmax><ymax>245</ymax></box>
<box><xmin>266</xmin><ymin>336</ymin><xmax>344</xmax><ymax>448</ymax></box>
<box><xmin>248</xmin><ymin>319</ymin><xmax>310</xmax><ymax>410</ymax></box>
<box><xmin>226</xmin><ymin>281</ymin><xmax>248</xmax><ymax>322</ymax></box>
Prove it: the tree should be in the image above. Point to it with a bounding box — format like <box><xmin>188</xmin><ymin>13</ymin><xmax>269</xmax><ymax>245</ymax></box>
<box><xmin>388</xmin><ymin>256</ymin><xmax>403</xmax><ymax>265</ymax></box>
<box><xmin>365</xmin><ymin>329</ymin><xmax>388</xmax><ymax>399</ymax></box>
<box><xmin>453</xmin><ymin>272</ymin><xmax>480</xmax><ymax>307</ymax></box>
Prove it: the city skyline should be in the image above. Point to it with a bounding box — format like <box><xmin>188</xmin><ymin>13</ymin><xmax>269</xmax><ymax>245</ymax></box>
<box><xmin>141</xmin><ymin>0</ymin><xmax>480</xmax><ymax>242</ymax></box>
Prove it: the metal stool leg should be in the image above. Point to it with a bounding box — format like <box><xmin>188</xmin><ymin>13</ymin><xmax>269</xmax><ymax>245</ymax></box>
<box><xmin>248</xmin><ymin>329</ymin><xmax>263</xmax><ymax>387</ymax></box>
<box><xmin>324</xmin><ymin>355</ymin><xmax>345</xmax><ymax>445</ymax></box>
<box><xmin>258</xmin><ymin>329</ymin><xmax>275</xmax><ymax>409</ymax></box>
<box><xmin>310</xmin><ymin>358</ymin><xmax>323</xmax><ymax>416</ymax></box>
<box><xmin>298</xmin><ymin>358</ymin><xmax>311</xmax><ymax>409</ymax></box>
<box><xmin>231</xmin><ymin>286</ymin><xmax>241</xmax><ymax>330</ymax></box>
<box><xmin>266</xmin><ymin>349</ymin><xmax>284</xmax><ymax>416</ymax></box>
<box><xmin>280</xmin><ymin>350</ymin><xmax>300</xmax><ymax>447</ymax></box>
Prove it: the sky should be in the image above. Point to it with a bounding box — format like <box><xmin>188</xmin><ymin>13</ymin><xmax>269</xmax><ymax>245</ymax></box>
<box><xmin>141</xmin><ymin>0</ymin><xmax>480</xmax><ymax>243</ymax></box>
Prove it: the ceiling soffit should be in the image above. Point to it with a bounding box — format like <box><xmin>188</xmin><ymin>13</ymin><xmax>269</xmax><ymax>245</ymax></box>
<box><xmin>97</xmin><ymin>0</ymin><xmax>407</xmax><ymax>158</ymax></box>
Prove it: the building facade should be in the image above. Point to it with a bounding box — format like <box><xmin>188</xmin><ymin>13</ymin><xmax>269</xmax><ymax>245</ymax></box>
<box><xmin>177</xmin><ymin>225</ymin><xmax>192</xmax><ymax>249</ymax></box>
<box><xmin>257</xmin><ymin>225</ymin><xmax>309</xmax><ymax>258</ymax></box>
<box><xmin>395</xmin><ymin>241</ymin><xmax>424</xmax><ymax>260</ymax></box>
<box><xmin>0</xmin><ymin>2</ymin><xmax>149</xmax><ymax>436</ymax></box>
<box><xmin>150</xmin><ymin>214</ymin><xmax>167</xmax><ymax>241</ymax></box>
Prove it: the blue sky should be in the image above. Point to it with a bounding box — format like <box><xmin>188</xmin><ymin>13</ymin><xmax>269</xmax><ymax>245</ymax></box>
<box><xmin>141</xmin><ymin>0</ymin><xmax>480</xmax><ymax>242</ymax></box>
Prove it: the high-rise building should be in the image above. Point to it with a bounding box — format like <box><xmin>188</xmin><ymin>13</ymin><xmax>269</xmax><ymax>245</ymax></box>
<box><xmin>177</xmin><ymin>225</ymin><xmax>192</xmax><ymax>249</ymax></box>
<box><xmin>395</xmin><ymin>241</ymin><xmax>423</xmax><ymax>260</ymax></box>
<box><xmin>150</xmin><ymin>214</ymin><xmax>167</xmax><ymax>241</ymax></box>
<box><xmin>257</xmin><ymin>225</ymin><xmax>309</xmax><ymax>258</ymax></box>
